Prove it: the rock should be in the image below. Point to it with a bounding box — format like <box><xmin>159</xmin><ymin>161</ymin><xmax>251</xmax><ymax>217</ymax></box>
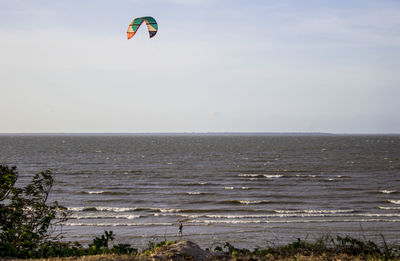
<box><xmin>150</xmin><ymin>240</ymin><xmax>213</xmax><ymax>260</ymax></box>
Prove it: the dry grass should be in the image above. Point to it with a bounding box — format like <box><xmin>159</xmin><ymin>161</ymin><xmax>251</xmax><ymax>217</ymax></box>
<box><xmin>8</xmin><ymin>253</ymin><xmax>400</xmax><ymax>261</ymax></box>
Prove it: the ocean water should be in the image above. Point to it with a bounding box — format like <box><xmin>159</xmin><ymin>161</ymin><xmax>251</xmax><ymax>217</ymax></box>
<box><xmin>0</xmin><ymin>134</ymin><xmax>399</xmax><ymax>249</ymax></box>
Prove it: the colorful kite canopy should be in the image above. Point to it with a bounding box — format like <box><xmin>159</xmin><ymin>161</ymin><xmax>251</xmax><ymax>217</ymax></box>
<box><xmin>127</xmin><ymin>16</ymin><xmax>158</xmax><ymax>39</ymax></box>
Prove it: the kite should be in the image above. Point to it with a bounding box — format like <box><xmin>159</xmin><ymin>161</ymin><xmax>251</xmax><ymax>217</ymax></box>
<box><xmin>127</xmin><ymin>16</ymin><xmax>158</xmax><ymax>39</ymax></box>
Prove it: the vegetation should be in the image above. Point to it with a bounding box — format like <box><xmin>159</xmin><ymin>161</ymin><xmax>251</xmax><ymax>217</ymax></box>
<box><xmin>0</xmin><ymin>164</ymin><xmax>138</xmax><ymax>258</ymax></box>
<box><xmin>1</xmin><ymin>165</ymin><xmax>399</xmax><ymax>260</ymax></box>
<box><xmin>0</xmin><ymin>165</ymin><xmax>69</xmax><ymax>257</ymax></box>
<box><xmin>212</xmin><ymin>235</ymin><xmax>400</xmax><ymax>260</ymax></box>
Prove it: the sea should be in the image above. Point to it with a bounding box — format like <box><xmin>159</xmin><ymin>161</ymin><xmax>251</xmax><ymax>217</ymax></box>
<box><xmin>0</xmin><ymin>134</ymin><xmax>399</xmax><ymax>249</ymax></box>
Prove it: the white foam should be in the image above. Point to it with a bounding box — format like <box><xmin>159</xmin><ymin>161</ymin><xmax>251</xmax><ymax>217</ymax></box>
<box><xmin>238</xmin><ymin>174</ymin><xmax>282</xmax><ymax>178</ymax></box>
<box><xmin>388</xmin><ymin>200</ymin><xmax>400</xmax><ymax>204</ymax></box>
<box><xmin>65</xmin><ymin>222</ymin><xmax>173</xmax><ymax>227</ymax></box>
<box><xmin>68</xmin><ymin>207</ymin><xmax>138</xmax><ymax>212</ymax></box>
<box><xmin>188</xmin><ymin>218</ymin><xmax>400</xmax><ymax>225</ymax></box>
<box><xmin>379</xmin><ymin>206</ymin><xmax>400</xmax><ymax>210</ymax></box>
<box><xmin>159</xmin><ymin>208</ymin><xmax>181</xmax><ymax>213</ymax></box>
<box><xmin>239</xmin><ymin>200</ymin><xmax>268</xmax><ymax>205</ymax></box>
<box><xmin>295</xmin><ymin>174</ymin><xmax>317</xmax><ymax>178</ymax></box>
<box><xmin>88</xmin><ymin>191</ymin><xmax>105</xmax><ymax>194</ymax></box>
<box><xmin>205</xmin><ymin>214</ymin><xmax>267</xmax><ymax>219</ymax></box>
<box><xmin>70</xmin><ymin>214</ymin><xmax>141</xmax><ymax>220</ymax></box>
<box><xmin>196</xmin><ymin>219</ymin><xmax>263</xmax><ymax>224</ymax></box>
<box><xmin>224</xmin><ymin>187</ymin><xmax>234</xmax><ymax>190</ymax></box>
<box><xmin>187</xmin><ymin>192</ymin><xmax>202</xmax><ymax>195</ymax></box>
<box><xmin>275</xmin><ymin>209</ymin><xmax>354</xmax><ymax>214</ymax></box>
<box><xmin>68</xmin><ymin>207</ymin><xmax>85</xmax><ymax>211</ymax></box>
<box><xmin>96</xmin><ymin>207</ymin><xmax>137</xmax><ymax>212</ymax></box>
<box><xmin>263</xmin><ymin>174</ymin><xmax>283</xmax><ymax>178</ymax></box>
<box><xmin>380</xmin><ymin>190</ymin><xmax>396</xmax><ymax>194</ymax></box>
<box><xmin>238</xmin><ymin>174</ymin><xmax>259</xmax><ymax>177</ymax></box>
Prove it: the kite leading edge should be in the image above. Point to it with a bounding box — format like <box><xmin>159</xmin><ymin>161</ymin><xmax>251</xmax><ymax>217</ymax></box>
<box><xmin>127</xmin><ymin>16</ymin><xmax>158</xmax><ymax>39</ymax></box>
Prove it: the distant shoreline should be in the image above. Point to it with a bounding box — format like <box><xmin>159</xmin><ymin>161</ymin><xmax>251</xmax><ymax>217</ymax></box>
<box><xmin>0</xmin><ymin>132</ymin><xmax>399</xmax><ymax>136</ymax></box>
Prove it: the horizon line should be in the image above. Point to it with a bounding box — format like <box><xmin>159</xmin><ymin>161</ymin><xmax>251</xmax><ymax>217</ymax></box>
<box><xmin>0</xmin><ymin>132</ymin><xmax>399</xmax><ymax>136</ymax></box>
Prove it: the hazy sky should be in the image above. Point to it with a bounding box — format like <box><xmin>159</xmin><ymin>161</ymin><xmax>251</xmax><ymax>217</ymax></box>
<box><xmin>1</xmin><ymin>0</ymin><xmax>399</xmax><ymax>133</ymax></box>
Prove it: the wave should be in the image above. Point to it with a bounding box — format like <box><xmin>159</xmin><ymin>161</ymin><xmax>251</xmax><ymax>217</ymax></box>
<box><xmin>187</xmin><ymin>192</ymin><xmax>203</xmax><ymax>195</ymax></box>
<box><xmin>388</xmin><ymin>200</ymin><xmax>400</xmax><ymax>204</ymax></box>
<box><xmin>218</xmin><ymin>200</ymin><xmax>269</xmax><ymax>205</ymax></box>
<box><xmin>69</xmin><ymin>206</ymin><xmax>187</xmax><ymax>214</ymax></box>
<box><xmin>88</xmin><ymin>191</ymin><xmax>105</xmax><ymax>194</ymax></box>
<box><xmin>274</xmin><ymin>209</ymin><xmax>355</xmax><ymax>214</ymax></box>
<box><xmin>70</xmin><ymin>214</ymin><xmax>141</xmax><ymax>220</ymax></box>
<box><xmin>203</xmin><ymin>214</ymin><xmax>273</xmax><ymax>219</ymax></box>
<box><xmin>238</xmin><ymin>174</ymin><xmax>261</xmax><ymax>177</ymax></box>
<box><xmin>155</xmin><ymin>208</ymin><xmax>269</xmax><ymax>214</ymax></box>
<box><xmin>154</xmin><ymin>211</ymin><xmax>400</xmax><ymax>220</ymax></box>
<box><xmin>65</xmin><ymin>222</ymin><xmax>173</xmax><ymax>227</ymax></box>
<box><xmin>67</xmin><ymin>219</ymin><xmax>400</xmax><ymax>227</ymax></box>
<box><xmin>264</xmin><ymin>175</ymin><xmax>283</xmax><ymax>178</ymax></box>
<box><xmin>238</xmin><ymin>174</ymin><xmax>283</xmax><ymax>178</ymax></box>
<box><xmin>379</xmin><ymin>206</ymin><xmax>400</xmax><ymax>210</ymax></box>
<box><xmin>188</xmin><ymin>219</ymin><xmax>400</xmax><ymax>225</ymax></box>
<box><xmin>158</xmin><ymin>208</ymin><xmax>182</xmax><ymax>213</ymax></box>
<box><xmin>69</xmin><ymin>207</ymin><xmax>141</xmax><ymax>212</ymax></box>
<box><xmin>187</xmin><ymin>182</ymin><xmax>209</xmax><ymax>186</ymax></box>
<box><xmin>296</xmin><ymin>174</ymin><xmax>318</xmax><ymax>178</ymax></box>
<box><xmin>240</xmin><ymin>200</ymin><xmax>269</xmax><ymax>205</ymax></box>
<box><xmin>379</xmin><ymin>190</ymin><xmax>396</xmax><ymax>194</ymax></box>
<box><xmin>75</xmin><ymin>191</ymin><xmax>130</xmax><ymax>195</ymax></box>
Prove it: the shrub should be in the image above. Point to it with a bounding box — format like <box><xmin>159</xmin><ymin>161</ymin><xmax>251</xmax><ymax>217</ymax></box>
<box><xmin>0</xmin><ymin>165</ymin><xmax>70</xmax><ymax>257</ymax></box>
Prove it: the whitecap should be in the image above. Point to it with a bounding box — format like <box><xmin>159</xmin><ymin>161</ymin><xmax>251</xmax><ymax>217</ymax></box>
<box><xmin>239</xmin><ymin>200</ymin><xmax>268</xmax><ymax>205</ymax></box>
<box><xmin>88</xmin><ymin>191</ymin><xmax>105</xmax><ymax>194</ymax></box>
<box><xmin>238</xmin><ymin>174</ymin><xmax>259</xmax><ymax>177</ymax></box>
<box><xmin>68</xmin><ymin>207</ymin><xmax>138</xmax><ymax>212</ymax></box>
<box><xmin>70</xmin><ymin>214</ymin><xmax>141</xmax><ymax>220</ymax></box>
<box><xmin>224</xmin><ymin>187</ymin><xmax>234</xmax><ymax>190</ymax></box>
<box><xmin>159</xmin><ymin>208</ymin><xmax>181</xmax><ymax>213</ymax></box>
<box><xmin>194</xmin><ymin>219</ymin><xmax>262</xmax><ymax>224</ymax></box>
<box><xmin>380</xmin><ymin>190</ymin><xmax>396</xmax><ymax>194</ymax></box>
<box><xmin>263</xmin><ymin>174</ymin><xmax>283</xmax><ymax>178</ymax></box>
<box><xmin>275</xmin><ymin>209</ymin><xmax>354</xmax><ymax>214</ymax></box>
<box><xmin>187</xmin><ymin>192</ymin><xmax>202</xmax><ymax>195</ymax></box>
<box><xmin>65</xmin><ymin>222</ymin><xmax>173</xmax><ymax>227</ymax></box>
<box><xmin>379</xmin><ymin>206</ymin><xmax>400</xmax><ymax>210</ymax></box>
<box><xmin>96</xmin><ymin>207</ymin><xmax>137</xmax><ymax>212</ymax></box>
<box><xmin>388</xmin><ymin>200</ymin><xmax>400</xmax><ymax>204</ymax></box>
<box><xmin>68</xmin><ymin>207</ymin><xmax>85</xmax><ymax>211</ymax></box>
<box><xmin>205</xmin><ymin>214</ymin><xmax>266</xmax><ymax>219</ymax></box>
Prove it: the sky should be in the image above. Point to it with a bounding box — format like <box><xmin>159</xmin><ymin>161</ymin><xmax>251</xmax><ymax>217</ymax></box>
<box><xmin>1</xmin><ymin>0</ymin><xmax>399</xmax><ymax>134</ymax></box>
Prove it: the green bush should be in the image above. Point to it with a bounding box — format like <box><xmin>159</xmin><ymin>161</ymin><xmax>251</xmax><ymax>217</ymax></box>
<box><xmin>0</xmin><ymin>165</ymin><xmax>70</xmax><ymax>258</ymax></box>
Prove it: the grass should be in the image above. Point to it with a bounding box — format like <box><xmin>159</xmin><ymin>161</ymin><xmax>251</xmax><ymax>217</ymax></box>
<box><xmin>4</xmin><ymin>233</ymin><xmax>400</xmax><ymax>260</ymax></box>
